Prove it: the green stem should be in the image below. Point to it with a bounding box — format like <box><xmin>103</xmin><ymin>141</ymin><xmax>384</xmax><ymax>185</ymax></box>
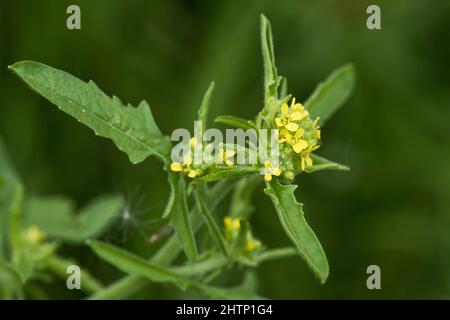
<box><xmin>46</xmin><ymin>256</ymin><xmax>103</xmax><ymax>294</ymax></box>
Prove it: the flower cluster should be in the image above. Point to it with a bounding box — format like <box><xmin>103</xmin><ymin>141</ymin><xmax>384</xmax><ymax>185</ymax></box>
<box><xmin>276</xmin><ymin>98</ymin><xmax>321</xmax><ymax>171</ymax></box>
<box><xmin>224</xmin><ymin>216</ymin><xmax>261</xmax><ymax>253</ymax></box>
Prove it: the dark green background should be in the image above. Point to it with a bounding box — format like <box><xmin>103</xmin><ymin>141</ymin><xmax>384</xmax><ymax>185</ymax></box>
<box><xmin>1</xmin><ymin>0</ymin><xmax>450</xmax><ymax>299</ymax></box>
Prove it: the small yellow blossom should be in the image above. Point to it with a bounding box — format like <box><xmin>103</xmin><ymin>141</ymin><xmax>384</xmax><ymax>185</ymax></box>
<box><xmin>300</xmin><ymin>145</ymin><xmax>320</xmax><ymax>171</ymax></box>
<box><xmin>245</xmin><ymin>239</ymin><xmax>261</xmax><ymax>252</ymax></box>
<box><xmin>224</xmin><ymin>216</ymin><xmax>240</xmax><ymax>231</ymax></box>
<box><xmin>263</xmin><ymin>160</ymin><xmax>281</xmax><ymax>181</ymax></box>
<box><xmin>275</xmin><ymin>98</ymin><xmax>308</xmax><ymax>132</ymax></box>
<box><xmin>279</xmin><ymin>128</ymin><xmax>309</xmax><ymax>153</ymax></box>
<box><xmin>25</xmin><ymin>225</ymin><xmax>46</xmax><ymax>244</ymax></box>
<box><xmin>170</xmin><ymin>155</ymin><xmax>198</xmax><ymax>178</ymax></box>
<box><xmin>217</xmin><ymin>148</ymin><xmax>236</xmax><ymax>167</ymax></box>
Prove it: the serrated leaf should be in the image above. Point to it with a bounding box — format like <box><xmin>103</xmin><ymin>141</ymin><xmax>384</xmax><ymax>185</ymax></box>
<box><xmin>9</xmin><ymin>60</ymin><xmax>171</xmax><ymax>164</ymax></box>
<box><xmin>304</xmin><ymin>64</ymin><xmax>355</xmax><ymax>126</ymax></box>
<box><xmin>194</xmin><ymin>192</ymin><xmax>228</xmax><ymax>256</ymax></box>
<box><xmin>306</xmin><ymin>154</ymin><xmax>350</xmax><ymax>173</ymax></box>
<box><xmin>25</xmin><ymin>195</ymin><xmax>123</xmax><ymax>243</ymax></box>
<box><xmin>166</xmin><ymin>172</ymin><xmax>198</xmax><ymax>261</ymax></box>
<box><xmin>214</xmin><ymin>115</ymin><xmax>256</xmax><ymax>130</ymax></box>
<box><xmin>260</xmin><ymin>14</ymin><xmax>279</xmax><ymax>101</ymax></box>
<box><xmin>264</xmin><ymin>179</ymin><xmax>329</xmax><ymax>283</ymax></box>
<box><xmin>197</xmin><ymin>82</ymin><xmax>215</xmax><ymax>126</ymax></box>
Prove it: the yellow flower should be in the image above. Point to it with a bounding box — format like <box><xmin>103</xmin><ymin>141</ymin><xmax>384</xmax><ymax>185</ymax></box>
<box><xmin>25</xmin><ymin>225</ymin><xmax>46</xmax><ymax>244</ymax></box>
<box><xmin>217</xmin><ymin>148</ymin><xmax>236</xmax><ymax>167</ymax></box>
<box><xmin>170</xmin><ymin>155</ymin><xmax>198</xmax><ymax>178</ymax></box>
<box><xmin>275</xmin><ymin>98</ymin><xmax>308</xmax><ymax>132</ymax></box>
<box><xmin>263</xmin><ymin>160</ymin><xmax>281</xmax><ymax>181</ymax></box>
<box><xmin>245</xmin><ymin>239</ymin><xmax>261</xmax><ymax>252</ymax></box>
<box><xmin>224</xmin><ymin>216</ymin><xmax>240</xmax><ymax>231</ymax></box>
<box><xmin>300</xmin><ymin>145</ymin><xmax>320</xmax><ymax>171</ymax></box>
<box><xmin>279</xmin><ymin>128</ymin><xmax>309</xmax><ymax>153</ymax></box>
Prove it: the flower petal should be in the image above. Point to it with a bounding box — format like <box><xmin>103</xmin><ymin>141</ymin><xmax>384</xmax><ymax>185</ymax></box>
<box><xmin>264</xmin><ymin>173</ymin><xmax>272</xmax><ymax>181</ymax></box>
<box><xmin>281</xmin><ymin>103</ymin><xmax>289</xmax><ymax>116</ymax></box>
<box><xmin>188</xmin><ymin>169</ymin><xmax>197</xmax><ymax>178</ymax></box>
<box><xmin>292</xmin><ymin>140</ymin><xmax>308</xmax><ymax>153</ymax></box>
<box><xmin>272</xmin><ymin>167</ymin><xmax>281</xmax><ymax>176</ymax></box>
<box><xmin>285</xmin><ymin>122</ymin><xmax>299</xmax><ymax>132</ymax></box>
<box><xmin>275</xmin><ymin>117</ymin><xmax>283</xmax><ymax>127</ymax></box>
<box><xmin>170</xmin><ymin>162</ymin><xmax>183</xmax><ymax>172</ymax></box>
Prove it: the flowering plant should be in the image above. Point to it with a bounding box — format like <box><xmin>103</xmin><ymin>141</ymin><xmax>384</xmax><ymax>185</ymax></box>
<box><xmin>7</xmin><ymin>15</ymin><xmax>354</xmax><ymax>298</ymax></box>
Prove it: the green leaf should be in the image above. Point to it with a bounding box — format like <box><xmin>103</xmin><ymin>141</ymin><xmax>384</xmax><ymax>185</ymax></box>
<box><xmin>9</xmin><ymin>61</ymin><xmax>171</xmax><ymax>164</ymax></box>
<box><xmin>25</xmin><ymin>195</ymin><xmax>123</xmax><ymax>243</ymax></box>
<box><xmin>197</xmin><ymin>82</ymin><xmax>215</xmax><ymax>126</ymax></box>
<box><xmin>260</xmin><ymin>14</ymin><xmax>279</xmax><ymax>102</ymax></box>
<box><xmin>305</xmin><ymin>154</ymin><xmax>350</xmax><ymax>173</ymax></box>
<box><xmin>88</xmin><ymin>240</ymin><xmax>263</xmax><ymax>299</ymax></box>
<box><xmin>166</xmin><ymin>172</ymin><xmax>198</xmax><ymax>261</ymax></box>
<box><xmin>87</xmin><ymin>240</ymin><xmax>190</xmax><ymax>290</ymax></box>
<box><xmin>264</xmin><ymin>180</ymin><xmax>329</xmax><ymax>283</ymax></box>
<box><xmin>254</xmin><ymin>247</ymin><xmax>297</xmax><ymax>265</ymax></box>
<box><xmin>304</xmin><ymin>64</ymin><xmax>355</xmax><ymax>126</ymax></box>
<box><xmin>279</xmin><ymin>77</ymin><xmax>288</xmax><ymax>99</ymax></box>
<box><xmin>201</xmin><ymin>166</ymin><xmax>259</xmax><ymax>182</ymax></box>
<box><xmin>169</xmin><ymin>256</ymin><xmax>228</xmax><ymax>276</ymax></box>
<box><xmin>194</xmin><ymin>192</ymin><xmax>228</xmax><ymax>256</ymax></box>
<box><xmin>214</xmin><ymin>115</ymin><xmax>256</xmax><ymax>130</ymax></box>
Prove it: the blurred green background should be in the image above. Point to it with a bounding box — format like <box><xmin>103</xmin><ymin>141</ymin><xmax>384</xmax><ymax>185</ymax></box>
<box><xmin>1</xmin><ymin>0</ymin><xmax>450</xmax><ymax>299</ymax></box>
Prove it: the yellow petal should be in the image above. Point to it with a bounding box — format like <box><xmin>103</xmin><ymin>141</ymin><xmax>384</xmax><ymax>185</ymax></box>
<box><xmin>264</xmin><ymin>160</ymin><xmax>272</xmax><ymax>168</ymax></box>
<box><xmin>170</xmin><ymin>162</ymin><xmax>183</xmax><ymax>172</ymax></box>
<box><xmin>289</xmin><ymin>111</ymin><xmax>304</xmax><ymax>121</ymax></box>
<box><xmin>272</xmin><ymin>167</ymin><xmax>281</xmax><ymax>176</ymax></box>
<box><xmin>246</xmin><ymin>240</ymin><xmax>257</xmax><ymax>252</ymax></box>
<box><xmin>187</xmin><ymin>169</ymin><xmax>197</xmax><ymax>178</ymax></box>
<box><xmin>264</xmin><ymin>173</ymin><xmax>272</xmax><ymax>181</ymax></box>
<box><xmin>301</xmin><ymin>158</ymin><xmax>305</xmax><ymax>171</ymax></box>
<box><xmin>294</xmin><ymin>128</ymin><xmax>305</xmax><ymax>139</ymax></box>
<box><xmin>285</xmin><ymin>122</ymin><xmax>299</xmax><ymax>132</ymax></box>
<box><xmin>290</xmin><ymin>97</ymin><xmax>296</xmax><ymax>106</ymax></box>
<box><xmin>292</xmin><ymin>140</ymin><xmax>308</xmax><ymax>153</ymax></box>
<box><xmin>292</xmin><ymin>103</ymin><xmax>304</xmax><ymax>112</ymax></box>
<box><xmin>313</xmin><ymin>130</ymin><xmax>321</xmax><ymax>139</ymax></box>
<box><xmin>275</xmin><ymin>117</ymin><xmax>283</xmax><ymax>127</ymax></box>
<box><xmin>281</xmin><ymin>103</ymin><xmax>289</xmax><ymax>116</ymax></box>
<box><xmin>226</xmin><ymin>160</ymin><xmax>234</xmax><ymax>167</ymax></box>
<box><xmin>305</xmin><ymin>156</ymin><xmax>313</xmax><ymax>167</ymax></box>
